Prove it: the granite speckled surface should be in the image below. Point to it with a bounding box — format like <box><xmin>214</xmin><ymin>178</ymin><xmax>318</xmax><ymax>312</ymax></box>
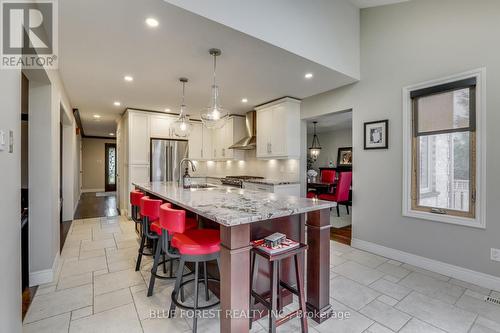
<box><xmin>243</xmin><ymin>179</ymin><xmax>300</xmax><ymax>185</ymax></box>
<box><xmin>133</xmin><ymin>181</ymin><xmax>334</xmax><ymax>226</ymax></box>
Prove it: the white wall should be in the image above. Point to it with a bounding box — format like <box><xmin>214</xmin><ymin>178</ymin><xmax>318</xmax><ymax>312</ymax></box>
<box><xmin>307</xmin><ymin>128</ymin><xmax>352</xmax><ymax>170</ymax></box>
<box><xmin>24</xmin><ymin>67</ymin><xmax>76</xmax><ymax>285</ymax></box>
<box><xmin>302</xmin><ymin>0</ymin><xmax>500</xmax><ymax>279</ymax></box>
<box><xmin>62</xmin><ymin>111</ymin><xmax>80</xmax><ymax>221</ymax></box>
<box><xmin>163</xmin><ymin>0</ymin><xmax>360</xmax><ymax>79</ymax></box>
<box><xmin>0</xmin><ymin>70</ymin><xmax>22</xmax><ymax>333</ymax></box>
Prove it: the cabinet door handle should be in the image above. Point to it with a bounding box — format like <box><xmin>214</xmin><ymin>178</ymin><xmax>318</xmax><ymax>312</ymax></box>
<box><xmin>201</xmin><ymin>149</ymin><xmax>203</xmax><ymax>158</ymax></box>
<box><xmin>222</xmin><ymin>148</ymin><xmax>225</xmax><ymax>157</ymax></box>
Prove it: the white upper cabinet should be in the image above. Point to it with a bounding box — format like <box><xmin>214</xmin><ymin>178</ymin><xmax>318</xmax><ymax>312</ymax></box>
<box><xmin>256</xmin><ymin>98</ymin><xmax>301</xmax><ymax>159</ymax></box>
<box><xmin>128</xmin><ymin>112</ymin><xmax>150</xmax><ymax>165</ymax></box>
<box><xmin>214</xmin><ymin>116</ymin><xmax>245</xmax><ymax>161</ymax></box>
<box><xmin>202</xmin><ymin>125</ymin><xmax>213</xmax><ymax>160</ymax></box>
<box><xmin>188</xmin><ymin>122</ymin><xmax>203</xmax><ymax>160</ymax></box>
<box><xmin>150</xmin><ymin>114</ymin><xmax>176</xmax><ymax>139</ymax></box>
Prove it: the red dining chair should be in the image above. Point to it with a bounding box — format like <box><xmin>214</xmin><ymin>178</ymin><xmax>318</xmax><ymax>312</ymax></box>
<box><xmin>307</xmin><ymin>169</ymin><xmax>336</xmax><ymax>199</ymax></box>
<box><xmin>318</xmin><ymin>171</ymin><xmax>351</xmax><ymax>216</ymax></box>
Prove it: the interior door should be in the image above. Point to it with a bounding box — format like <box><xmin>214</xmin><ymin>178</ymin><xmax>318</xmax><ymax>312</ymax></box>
<box><xmin>105</xmin><ymin>143</ymin><xmax>117</xmax><ymax>192</ymax></box>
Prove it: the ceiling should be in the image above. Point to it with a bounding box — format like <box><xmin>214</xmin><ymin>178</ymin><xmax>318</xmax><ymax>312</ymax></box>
<box><xmin>307</xmin><ymin>110</ymin><xmax>352</xmax><ymax>133</ymax></box>
<box><xmin>59</xmin><ymin>0</ymin><xmax>356</xmax><ymax>136</ymax></box>
<box><xmin>349</xmin><ymin>0</ymin><xmax>409</xmax><ymax>8</ymax></box>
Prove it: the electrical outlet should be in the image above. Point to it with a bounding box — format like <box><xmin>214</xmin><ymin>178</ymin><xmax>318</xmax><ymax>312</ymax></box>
<box><xmin>491</xmin><ymin>248</ymin><xmax>500</xmax><ymax>262</ymax></box>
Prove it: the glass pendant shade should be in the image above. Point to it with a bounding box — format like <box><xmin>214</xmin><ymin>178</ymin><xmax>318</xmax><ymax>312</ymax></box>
<box><xmin>201</xmin><ymin>48</ymin><xmax>229</xmax><ymax>129</ymax></box>
<box><xmin>173</xmin><ymin>106</ymin><xmax>191</xmax><ymax>137</ymax></box>
<box><xmin>201</xmin><ymin>85</ymin><xmax>228</xmax><ymax>129</ymax></box>
<box><xmin>309</xmin><ymin>121</ymin><xmax>322</xmax><ymax>160</ymax></box>
<box><xmin>173</xmin><ymin>78</ymin><xmax>192</xmax><ymax>138</ymax></box>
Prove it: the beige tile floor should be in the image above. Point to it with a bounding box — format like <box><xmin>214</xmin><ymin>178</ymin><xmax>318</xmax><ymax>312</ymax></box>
<box><xmin>23</xmin><ymin>215</ymin><xmax>500</xmax><ymax>333</ymax></box>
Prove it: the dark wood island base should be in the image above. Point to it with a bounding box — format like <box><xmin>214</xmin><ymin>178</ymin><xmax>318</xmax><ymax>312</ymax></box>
<box><xmin>133</xmin><ymin>182</ymin><xmax>334</xmax><ymax>333</ymax></box>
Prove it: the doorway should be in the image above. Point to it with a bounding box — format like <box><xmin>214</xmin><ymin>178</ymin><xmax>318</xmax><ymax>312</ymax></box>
<box><xmin>305</xmin><ymin>110</ymin><xmax>353</xmax><ymax>244</ymax></box>
<box><xmin>105</xmin><ymin>143</ymin><xmax>117</xmax><ymax>192</ymax></box>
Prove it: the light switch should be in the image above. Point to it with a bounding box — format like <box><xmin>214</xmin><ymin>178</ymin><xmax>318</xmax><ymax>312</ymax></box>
<box><xmin>9</xmin><ymin>130</ymin><xmax>13</xmax><ymax>153</ymax></box>
<box><xmin>0</xmin><ymin>130</ymin><xmax>6</xmax><ymax>151</ymax></box>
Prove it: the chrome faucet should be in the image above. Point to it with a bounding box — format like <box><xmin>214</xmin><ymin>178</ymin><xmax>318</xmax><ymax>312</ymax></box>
<box><xmin>178</xmin><ymin>158</ymin><xmax>196</xmax><ymax>185</ymax></box>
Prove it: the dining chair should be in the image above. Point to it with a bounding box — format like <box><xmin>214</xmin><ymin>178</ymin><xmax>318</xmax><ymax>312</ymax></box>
<box><xmin>318</xmin><ymin>171</ymin><xmax>352</xmax><ymax>216</ymax></box>
<box><xmin>307</xmin><ymin>169</ymin><xmax>336</xmax><ymax>198</ymax></box>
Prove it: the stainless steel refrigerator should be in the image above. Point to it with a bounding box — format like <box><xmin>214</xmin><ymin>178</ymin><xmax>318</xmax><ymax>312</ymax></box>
<box><xmin>150</xmin><ymin>139</ymin><xmax>189</xmax><ymax>182</ymax></box>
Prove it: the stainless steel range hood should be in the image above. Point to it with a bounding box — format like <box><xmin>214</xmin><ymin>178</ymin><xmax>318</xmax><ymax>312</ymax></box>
<box><xmin>229</xmin><ymin>111</ymin><xmax>256</xmax><ymax>150</ymax></box>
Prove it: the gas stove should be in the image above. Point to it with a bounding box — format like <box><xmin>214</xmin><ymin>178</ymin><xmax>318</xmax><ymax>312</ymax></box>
<box><xmin>220</xmin><ymin>176</ymin><xmax>264</xmax><ymax>188</ymax></box>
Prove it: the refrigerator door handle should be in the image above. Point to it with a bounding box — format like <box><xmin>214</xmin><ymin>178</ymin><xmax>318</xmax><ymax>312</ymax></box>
<box><xmin>170</xmin><ymin>145</ymin><xmax>174</xmax><ymax>182</ymax></box>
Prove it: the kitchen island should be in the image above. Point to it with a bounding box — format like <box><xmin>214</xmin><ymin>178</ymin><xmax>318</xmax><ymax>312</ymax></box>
<box><xmin>133</xmin><ymin>181</ymin><xmax>334</xmax><ymax>333</ymax></box>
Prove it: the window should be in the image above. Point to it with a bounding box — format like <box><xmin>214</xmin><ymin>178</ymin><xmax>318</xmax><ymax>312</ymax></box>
<box><xmin>403</xmin><ymin>69</ymin><xmax>485</xmax><ymax>228</ymax></box>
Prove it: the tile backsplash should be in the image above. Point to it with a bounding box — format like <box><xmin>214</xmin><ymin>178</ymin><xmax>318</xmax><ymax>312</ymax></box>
<box><xmin>191</xmin><ymin>150</ymin><xmax>300</xmax><ymax>181</ymax></box>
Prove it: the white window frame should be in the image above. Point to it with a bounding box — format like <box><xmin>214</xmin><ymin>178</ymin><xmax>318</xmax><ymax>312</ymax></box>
<box><xmin>402</xmin><ymin>68</ymin><xmax>486</xmax><ymax>229</ymax></box>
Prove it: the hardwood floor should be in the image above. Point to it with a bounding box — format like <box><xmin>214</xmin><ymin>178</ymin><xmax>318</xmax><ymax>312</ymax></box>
<box><xmin>74</xmin><ymin>192</ymin><xmax>119</xmax><ymax>219</ymax></box>
<box><xmin>60</xmin><ymin>220</ymin><xmax>72</xmax><ymax>251</ymax></box>
<box><xmin>22</xmin><ymin>286</ymin><xmax>37</xmax><ymax>320</ymax></box>
<box><xmin>330</xmin><ymin>225</ymin><xmax>352</xmax><ymax>245</ymax></box>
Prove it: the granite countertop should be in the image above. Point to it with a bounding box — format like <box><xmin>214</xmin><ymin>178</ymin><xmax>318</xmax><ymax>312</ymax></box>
<box><xmin>243</xmin><ymin>179</ymin><xmax>300</xmax><ymax>186</ymax></box>
<box><xmin>133</xmin><ymin>181</ymin><xmax>334</xmax><ymax>227</ymax></box>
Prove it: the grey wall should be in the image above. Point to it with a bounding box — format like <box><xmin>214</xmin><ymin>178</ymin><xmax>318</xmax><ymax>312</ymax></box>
<box><xmin>307</xmin><ymin>127</ymin><xmax>352</xmax><ymax>170</ymax></box>
<box><xmin>0</xmin><ymin>70</ymin><xmax>22</xmax><ymax>332</ymax></box>
<box><xmin>302</xmin><ymin>0</ymin><xmax>500</xmax><ymax>277</ymax></box>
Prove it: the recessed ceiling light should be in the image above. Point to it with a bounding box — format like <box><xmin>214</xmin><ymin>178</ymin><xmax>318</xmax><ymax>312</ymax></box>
<box><xmin>145</xmin><ymin>18</ymin><xmax>159</xmax><ymax>28</ymax></box>
<box><xmin>109</xmin><ymin>133</ymin><xmax>115</xmax><ymax>136</ymax></box>
<box><xmin>305</xmin><ymin>73</ymin><xmax>313</xmax><ymax>79</ymax></box>
<box><xmin>93</xmin><ymin>114</ymin><xmax>101</xmax><ymax>119</ymax></box>
<box><xmin>165</xmin><ymin>108</ymin><xmax>171</xmax><ymax>112</ymax></box>
<box><xmin>241</xmin><ymin>98</ymin><xmax>248</xmax><ymax>103</ymax></box>
<box><xmin>124</xmin><ymin>75</ymin><xmax>134</xmax><ymax>82</ymax></box>
<box><xmin>113</xmin><ymin>101</ymin><xmax>121</xmax><ymax>106</ymax></box>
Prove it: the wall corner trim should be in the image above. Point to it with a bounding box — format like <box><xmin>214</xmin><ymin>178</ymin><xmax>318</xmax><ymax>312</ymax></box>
<box><xmin>29</xmin><ymin>252</ymin><xmax>60</xmax><ymax>287</ymax></box>
<box><xmin>351</xmin><ymin>238</ymin><xmax>500</xmax><ymax>292</ymax></box>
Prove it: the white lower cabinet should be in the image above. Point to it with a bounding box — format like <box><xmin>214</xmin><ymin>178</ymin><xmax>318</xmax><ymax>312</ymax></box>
<box><xmin>127</xmin><ymin>164</ymin><xmax>149</xmax><ymax>215</ymax></box>
<box><xmin>242</xmin><ymin>182</ymin><xmax>301</xmax><ymax>197</ymax></box>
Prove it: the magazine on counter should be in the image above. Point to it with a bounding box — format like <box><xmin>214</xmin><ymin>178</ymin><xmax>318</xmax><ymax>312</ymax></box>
<box><xmin>252</xmin><ymin>237</ymin><xmax>299</xmax><ymax>255</ymax></box>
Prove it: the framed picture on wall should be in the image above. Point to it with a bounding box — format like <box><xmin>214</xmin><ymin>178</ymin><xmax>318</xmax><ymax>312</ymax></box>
<box><xmin>364</xmin><ymin>120</ymin><xmax>389</xmax><ymax>150</ymax></box>
<box><xmin>337</xmin><ymin>147</ymin><xmax>353</xmax><ymax>167</ymax></box>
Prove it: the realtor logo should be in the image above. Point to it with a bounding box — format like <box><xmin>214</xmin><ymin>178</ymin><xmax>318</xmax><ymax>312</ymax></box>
<box><xmin>1</xmin><ymin>0</ymin><xmax>58</xmax><ymax>69</ymax></box>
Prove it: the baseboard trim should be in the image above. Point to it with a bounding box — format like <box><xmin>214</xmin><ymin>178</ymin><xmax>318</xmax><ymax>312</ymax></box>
<box><xmin>81</xmin><ymin>188</ymin><xmax>104</xmax><ymax>193</ymax></box>
<box><xmin>29</xmin><ymin>252</ymin><xmax>60</xmax><ymax>287</ymax></box>
<box><xmin>351</xmin><ymin>238</ymin><xmax>500</xmax><ymax>292</ymax></box>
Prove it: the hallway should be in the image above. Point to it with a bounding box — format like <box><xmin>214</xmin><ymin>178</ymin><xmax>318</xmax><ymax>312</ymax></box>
<box><xmin>74</xmin><ymin>192</ymin><xmax>119</xmax><ymax>219</ymax></box>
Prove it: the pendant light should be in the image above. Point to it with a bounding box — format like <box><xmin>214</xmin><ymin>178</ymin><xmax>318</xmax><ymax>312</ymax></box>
<box><xmin>309</xmin><ymin>121</ymin><xmax>322</xmax><ymax>160</ymax></box>
<box><xmin>200</xmin><ymin>48</ymin><xmax>229</xmax><ymax>129</ymax></box>
<box><xmin>173</xmin><ymin>77</ymin><xmax>192</xmax><ymax>138</ymax></box>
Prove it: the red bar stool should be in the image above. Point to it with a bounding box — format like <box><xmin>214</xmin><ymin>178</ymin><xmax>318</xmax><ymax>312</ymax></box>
<box><xmin>130</xmin><ymin>190</ymin><xmax>144</xmax><ymax>225</ymax></box>
<box><xmin>147</xmin><ymin>203</ymin><xmax>198</xmax><ymax>297</ymax></box>
<box><xmin>131</xmin><ymin>190</ymin><xmax>156</xmax><ymax>271</ymax></box>
<box><xmin>136</xmin><ymin>196</ymin><xmax>163</xmax><ymax>272</ymax></box>
<box><xmin>161</xmin><ymin>204</ymin><xmax>221</xmax><ymax>333</ymax></box>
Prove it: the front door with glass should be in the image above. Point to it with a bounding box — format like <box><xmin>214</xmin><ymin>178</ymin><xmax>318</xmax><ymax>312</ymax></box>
<box><xmin>105</xmin><ymin>143</ymin><xmax>117</xmax><ymax>192</ymax></box>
